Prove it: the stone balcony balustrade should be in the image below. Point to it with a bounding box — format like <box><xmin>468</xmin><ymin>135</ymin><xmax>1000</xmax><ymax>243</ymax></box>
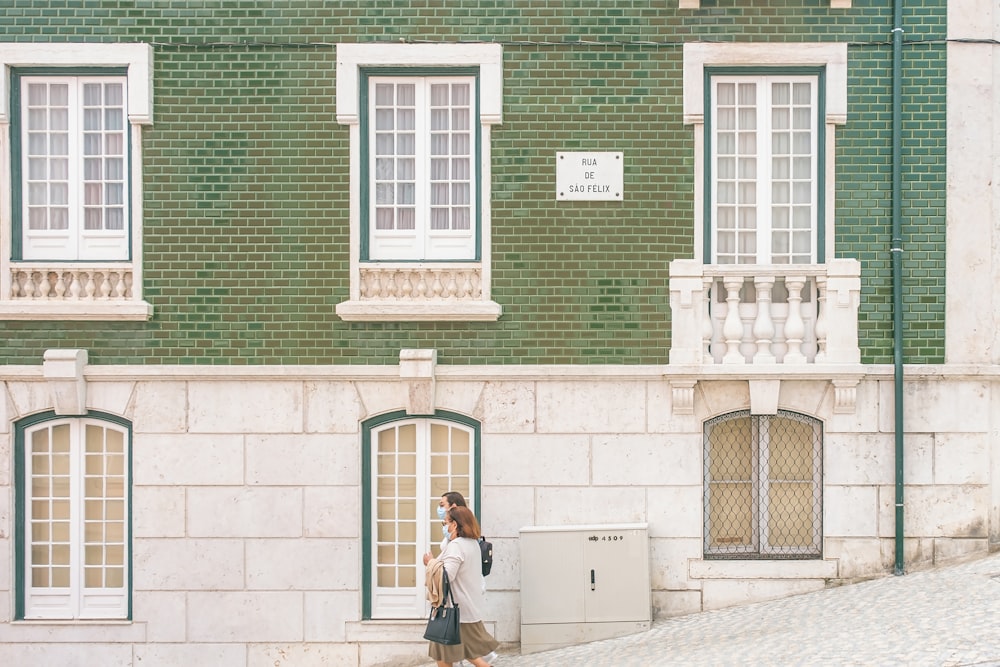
<box><xmin>668</xmin><ymin>258</ymin><xmax>862</xmax><ymax>366</ymax></box>
<box><xmin>336</xmin><ymin>262</ymin><xmax>501</xmax><ymax>322</ymax></box>
<box><xmin>358</xmin><ymin>264</ymin><xmax>483</xmax><ymax>300</ymax></box>
<box><xmin>10</xmin><ymin>264</ymin><xmax>135</xmax><ymax>301</ymax></box>
<box><xmin>1</xmin><ymin>263</ymin><xmax>152</xmax><ymax>320</ymax></box>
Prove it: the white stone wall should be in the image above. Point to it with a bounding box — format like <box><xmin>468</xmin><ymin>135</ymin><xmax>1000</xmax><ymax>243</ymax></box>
<box><xmin>0</xmin><ymin>363</ymin><xmax>996</xmax><ymax>667</ymax></box>
<box><xmin>947</xmin><ymin>0</ymin><xmax>1000</xmax><ymax>549</ymax></box>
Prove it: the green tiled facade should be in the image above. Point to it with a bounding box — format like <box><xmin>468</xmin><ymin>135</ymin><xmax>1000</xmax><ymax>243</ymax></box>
<box><xmin>0</xmin><ymin>0</ymin><xmax>947</xmax><ymax>365</ymax></box>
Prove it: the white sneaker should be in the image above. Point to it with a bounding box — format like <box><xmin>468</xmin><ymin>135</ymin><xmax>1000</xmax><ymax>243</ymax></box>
<box><xmin>484</xmin><ymin>651</ymin><xmax>499</xmax><ymax>664</ymax></box>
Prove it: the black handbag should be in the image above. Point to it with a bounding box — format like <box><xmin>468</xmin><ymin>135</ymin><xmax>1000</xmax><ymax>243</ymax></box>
<box><xmin>424</xmin><ymin>568</ymin><xmax>461</xmax><ymax>645</ymax></box>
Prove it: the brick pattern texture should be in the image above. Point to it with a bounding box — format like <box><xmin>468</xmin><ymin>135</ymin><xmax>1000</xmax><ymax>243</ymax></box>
<box><xmin>0</xmin><ymin>1</ymin><xmax>947</xmax><ymax>365</ymax></box>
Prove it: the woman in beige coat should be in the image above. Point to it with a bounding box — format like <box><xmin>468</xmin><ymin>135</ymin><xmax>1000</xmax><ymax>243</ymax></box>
<box><xmin>422</xmin><ymin>506</ymin><xmax>498</xmax><ymax>667</ymax></box>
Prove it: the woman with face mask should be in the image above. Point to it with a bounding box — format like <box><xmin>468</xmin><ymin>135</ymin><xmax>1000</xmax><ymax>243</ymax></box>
<box><xmin>437</xmin><ymin>491</ymin><xmax>468</xmax><ymax>552</ymax></box>
<box><xmin>426</xmin><ymin>492</ymin><xmax>496</xmax><ymax>666</ymax></box>
<box><xmin>424</xmin><ymin>506</ymin><xmax>499</xmax><ymax>667</ymax></box>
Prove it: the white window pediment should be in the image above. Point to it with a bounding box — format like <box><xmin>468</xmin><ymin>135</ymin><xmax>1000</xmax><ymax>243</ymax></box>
<box><xmin>683</xmin><ymin>42</ymin><xmax>847</xmax><ymax>127</ymax></box>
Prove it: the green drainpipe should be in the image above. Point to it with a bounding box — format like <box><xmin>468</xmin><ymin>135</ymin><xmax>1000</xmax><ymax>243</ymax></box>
<box><xmin>891</xmin><ymin>0</ymin><xmax>905</xmax><ymax>576</ymax></box>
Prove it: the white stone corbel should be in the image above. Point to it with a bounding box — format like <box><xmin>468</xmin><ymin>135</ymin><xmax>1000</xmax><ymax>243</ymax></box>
<box><xmin>43</xmin><ymin>349</ymin><xmax>88</xmax><ymax>415</ymax></box>
<box><xmin>831</xmin><ymin>378</ymin><xmax>859</xmax><ymax>414</ymax></box>
<box><xmin>400</xmin><ymin>348</ymin><xmax>437</xmax><ymax>415</ymax></box>
<box><xmin>670</xmin><ymin>380</ymin><xmax>697</xmax><ymax>415</ymax></box>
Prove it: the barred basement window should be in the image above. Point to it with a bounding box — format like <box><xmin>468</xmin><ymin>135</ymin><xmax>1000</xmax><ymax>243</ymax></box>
<box><xmin>704</xmin><ymin>409</ymin><xmax>822</xmax><ymax>559</ymax></box>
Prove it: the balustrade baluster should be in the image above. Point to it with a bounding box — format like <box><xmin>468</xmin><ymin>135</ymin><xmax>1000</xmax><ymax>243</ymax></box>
<box><xmin>783</xmin><ymin>276</ymin><xmax>807</xmax><ymax>363</ymax></box>
<box><xmin>722</xmin><ymin>276</ymin><xmax>746</xmax><ymax>364</ymax></box>
<box><xmin>114</xmin><ymin>273</ymin><xmax>127</xmax><ymax>298</ymax></box>
<box><xmin>416</xmin><ymin>272</ymin><xmax>430</xmax><ymax>298</ymax></box>
<box><xmin>752</xmin><ymin>276</ymin><xmax>776</xmax><ymax>363</ymax></box>
<box><xmin>84</xmin><ymin>273</ymin><xmax>97</xmax><ymax>300</ymax></box>
<box><xmin>26</xmin><ymin>272</ymin><xmax>39</xmax><ymax>299</ymax></box>
<box><xmin>99</xmin><ymin>273</ymin><xmax>112</xmax><ymax>299</ymax></box>
<box><xmin>68</xmin><ymin>272</ymin><xmax>81</xmax><ymax>299</ymax></box>
<box><xmin>38</xmin><ymin>272</ymin><xmax>53</xmax><ymax>300</ymax></box>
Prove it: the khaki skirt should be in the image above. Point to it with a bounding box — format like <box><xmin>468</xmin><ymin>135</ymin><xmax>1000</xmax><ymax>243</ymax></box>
<box><xmin>428</xmin><ymin>621</ymin><xmax>499</xmax><ymax>663</ymax></box>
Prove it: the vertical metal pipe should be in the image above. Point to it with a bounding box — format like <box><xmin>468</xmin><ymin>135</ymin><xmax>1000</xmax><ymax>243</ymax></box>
<box><xmin>892</xmin><ymin>0</ymin><xmax>906</xmax><ymax>576</ymax></box>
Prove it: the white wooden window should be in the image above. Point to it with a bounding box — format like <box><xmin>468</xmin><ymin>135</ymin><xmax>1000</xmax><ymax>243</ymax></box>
<box><xmin>369</xmin><ymin>418</ymin><xmax>475</xmax><ymax>619</ymax></box>
<box><xmin>704</xmin><ymin>410</ymin><xmax>822</xmax><ymax>559</ymax></box>
<box><xmin>369</xmin><ymin>76</ymin><xmax>476</xmax><ymax>261</ymax></box>
<box><xmin>0</xmin><ymin>43</ymin><xmax>153</xmax><ymax>321</ymax></box>
<box><xmin>20</xmin><ymin>76</ymin><xmax>129</xmax><ymax>261</ymax></box>
<box><xmin>710</xmin><ymin>75</ymin><xmax>819</xmax><ymax>265</ymax></box>
<box><xmin>334</xmin><ymin>43</ymin><xmax>502</xmax><ymax>321</ymax></box>
<box><xmin>21</xmin><ymin>418</ymin><xmax>130</xmax><ymax>619</ymax></box>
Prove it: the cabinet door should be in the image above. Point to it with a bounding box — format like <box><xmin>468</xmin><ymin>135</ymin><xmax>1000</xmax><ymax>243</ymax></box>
<box><xmin>583</xmin><ymin>528</ymin><xmax>650</xmax><ymax>623</ymax></box>
<box><xmin>519</xmin><ymin>531</ymin><xmax>585</xmax><ymax>624</ymax></box>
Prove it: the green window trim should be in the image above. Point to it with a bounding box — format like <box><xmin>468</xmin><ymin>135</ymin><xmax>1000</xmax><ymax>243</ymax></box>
<box><xmin>361</xmin><ymin>409</ymin><xmax>482</xmax><ymax>620</ymax></box>
<box><xmin>359</xmin><ymin>67</ymin><xmax>483</xmax><ymax>263</ymax></box>
<box><xmin>13</xmin><ymin>409</ymin><xmax>133</xmax><ymax>621</ymax></box>
<box><xmin>9</xmin><ymin>67</ymin><xmax>134</xmax><ymax>262</ymax></box>
<box><xmin>702</xmin><ymin>66</ymin><xmax>827</xmax><ymax>265</ymax></box>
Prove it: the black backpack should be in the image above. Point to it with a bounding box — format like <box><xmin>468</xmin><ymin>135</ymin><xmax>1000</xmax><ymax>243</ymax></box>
<box><xmin>479</xmin><ymin>536</ymin><xmax>493</xmax><ymax>576</ymax></box>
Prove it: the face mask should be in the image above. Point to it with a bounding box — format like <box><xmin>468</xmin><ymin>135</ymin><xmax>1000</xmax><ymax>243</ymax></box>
<box><xmin>437</xmin><ymin>506</ymin><xmax>446</xmax><ymax>520</ymax></box>
<box><xmin>441</xmin><ymin>524</ymin><xmax>450</xmax><ymax>538</ymax></box>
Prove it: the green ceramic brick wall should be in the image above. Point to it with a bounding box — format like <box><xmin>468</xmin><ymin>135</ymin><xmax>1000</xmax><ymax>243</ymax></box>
<box><xmin>0</xmin><ymin>0</ymin><xmax>947</xmax><ymax>365</ymax></box>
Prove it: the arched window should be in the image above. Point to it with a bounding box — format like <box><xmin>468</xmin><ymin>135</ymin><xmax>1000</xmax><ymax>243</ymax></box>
<box><xmin>704</xmin><ymin>409</ymin><xmax>822</xmax><ymax>559</ymax></box>
<box><xmin>362</xmin><ymin>411</ymin><xmax>480</xmax><ymax>619</ymax></box>
<box><xmin>14</xmin><ymin>412</ymin><xmax>132</xmax><ymax>619</ymax></box>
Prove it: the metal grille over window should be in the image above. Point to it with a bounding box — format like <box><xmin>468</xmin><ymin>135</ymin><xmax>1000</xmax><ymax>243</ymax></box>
<box><xmin>704</xmin><ymin>409</ymin><xmax>822</xmax><ymax>559</ymax></box>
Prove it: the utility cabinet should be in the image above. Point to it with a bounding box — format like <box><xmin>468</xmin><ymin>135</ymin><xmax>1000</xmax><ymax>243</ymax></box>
<box><xmin>519</xmin><ymin>523</ymin><xmax>651</xmax><ymax>654</ymax></box>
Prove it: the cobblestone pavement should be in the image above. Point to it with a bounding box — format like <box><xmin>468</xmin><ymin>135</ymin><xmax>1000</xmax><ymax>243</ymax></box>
<box><xmin>487</xmin><ymin>552</ymin><xmax>1000</xmax><ymax>667</ymax></box>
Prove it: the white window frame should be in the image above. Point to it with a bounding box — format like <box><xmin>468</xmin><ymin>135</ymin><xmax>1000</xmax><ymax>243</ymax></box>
<box><xmin>709</xmin><ymin>74</ymin><xmax>820</xmax><ymax>265</ymax></box>
<box><xmin>18</xmin><ymin>415</ymin><xmax>131</xmax><ymax>620</ymax></box>
<box><xmin>365</xmin><ymin>415</ymin><xmax>478</xmax><ymax>620</ymax></box>
<box><xmin>18</xmin><ymin>74</ymin><xmax>131</xmax><ymax>261</ymax></box>
<box><xmin>367</xmin><ymin>75</ymin><xmax>478</xmax><ymax>261</ymax></box>
<box><xmin>0</xmin><ymin>43</ymin><xmax>153</xmax><ymax>321</ymax></box>
<box><xmin>683</xmin><ymin>42</ymin><xmax>847</xmax><ymax>265</ymax></box>
<box><xmin>336</xmin><ymin>43</ymin><xmax>502</xmax><ymax>322</ymax></box>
